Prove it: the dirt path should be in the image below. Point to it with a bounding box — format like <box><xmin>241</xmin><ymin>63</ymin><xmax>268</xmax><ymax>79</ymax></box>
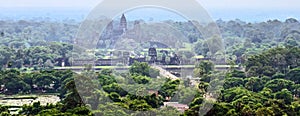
<box><xmin>151</xmin><ymin>65</ymin><xmax>179</xmax><ymax>80</ymax></box>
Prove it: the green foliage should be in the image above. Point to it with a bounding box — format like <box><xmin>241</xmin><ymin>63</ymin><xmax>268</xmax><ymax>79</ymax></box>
<box><xmin>176</xmin><ymin>87</ymin><xmax>199</xmax><ymax>104</ymax></box>
<box><xmin>0</xmin><ymin>42</ymin><xmax>73</xmax><ymax>69</ymax></box>
<box><xmin>265</xmin><ymin>79</ymin><xmax>294</xmax><ymax>92</ymax></box>
<box><xmin>143</xmin><ymin>94</ymin><xmax>164</xmax><ymax>108</ymax></box>
<box><xmin>230</xmin><ymin>69</ymin><xmax>246</xmax><ymax>78</ymax></box>
<box><xmin>194</xmin><ymin>60</ymin><xmax>214</xmax><ymax>79</ymax></box>
<box><xmin>224</xmin><ymin>77</ymin><xmax>244</xmax><ymax>89</ymax></box>
<box><xmin>128</xmin><ymin>99</ymin><xmax>152</xmax><ymax>111</ymax></box>
<box><xmin>98</xmin><ymin>73</ymin><xmax>117</xmax><ymax>86</ymax></box>
<box><xmin>131</xmin><ymin>75</ymin><xmax>151</xmax><ymax>84</ymax></box>
<box><xmin>189</xmin><ymin>97</ymin><xmax>204</xmax><ymax>108</ymax></box>
<box><xmin>103</xmin><ymin>83</ymin><xmax>128</xmax><ymax>97</ymax></box>
<box><xmin>246</xmin><ymin>47</ymin><xmax>300</xmax><ymax>76</ymax></box>
<box><xmin>158</xmin><ymin>79</ymin><xmax>180</xmax><ymax>99</ymax></box>
<box><xmin>129</xmin><ymin>61</ymin><xmax>159</xmax><ymax>78</ymax></box>
<box><xmin>292</xmin><ymin>84</ymin><xmax>300</xmax><ymax>97</ymax></box>
<box><xmin>259</xmin><ymin>87</ymin><xmax>273</xmax><ymax>98</ymax></box>
<box><xmin>129</xmin><ymin>61</ymin><xmax>150</xmax><ymax>76</ymax></box>
<box><xmin>255</xmin><ymin>107</ymin><xmax>275</xmax><ymax>116</ymax></box>
<box><xmin>195</xmin><ymin>61</ymin><xmax>214</xmax><ymax>73</ymax></box>
<box><xmin>244</xmin><ymin>77</ymin><xmax>264</xmax><ymax>92</ymax></box>
<box><xmin>205</xmin><ymin>103</ymin><xmax>236</xmax><ymax>116</ymax></box>
<box><xmin>286</xmin><ymin>67</ymin><xmax>300</xmax><ymax>84</ymax></box>
<box><xmin>291</xmin><ymin>101</ymin><xmax>300</xmax><ymax>115</ymax></box>
<box><xmin>0</xmin><ymin>105</ymin><xmax>10</xmax><ymax>114</ymax></box>
<box><xmin>274</xmin><ymin>89</ymin><xmax>293</xmax><ymax>104</ymax></box>
<box><xmin>19</xmin><ymin>102</ymin><xmax>92</xmax><ymax>116</ymax></box>
<box><xmin>95</xmin><ymin>103</ymin><xmax>129</xmax><ymax>116</ymax></box>
<box><xmin>154</xmin><ymin>106</ymin><xmax>181</xmax><ymax>116</ymax></box>
<box><xmin>198</xmin><ymin>81</ymin><xmax>209</xmax><ymax>93</ymax></box>
<box><xmin>66</xmin><ymin>106</ymin><xmax>93</xmax><ymax>115</ymax></box>
<box><xmin>272</xmin><ymin>72</ymin><xmax>285</xmax><ymax>79</ymax></box>
<box><xmin>193</xmin><ymin>40</ymin><xmax>209</xmax><ymax>56</ymax></box>
<box><xmin>109</xmin><ymin>92</ymin><xmax>122</xmax><ymax>102</ymax></box>
<box><xmin>61</xmin><ymin>80</ymin><xmax>84</xmax><ymax>111</ymax></box>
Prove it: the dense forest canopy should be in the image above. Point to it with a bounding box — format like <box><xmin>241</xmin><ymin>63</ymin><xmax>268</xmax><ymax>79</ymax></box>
<box><xmin>0</xmin><ymin>18</ymin><xmax>300</xmax><ymax>69</ymax></box>
<box><xmin>0</xmin><ymin>18</ymin><xmax>300</xmax><ymax>115</ymax></box>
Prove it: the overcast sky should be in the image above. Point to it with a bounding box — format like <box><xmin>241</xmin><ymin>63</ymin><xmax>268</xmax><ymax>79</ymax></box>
<box><xmin>0</xmin><ymin>0</ymin><xmax>299</xmax><ymax>21</ymax></box>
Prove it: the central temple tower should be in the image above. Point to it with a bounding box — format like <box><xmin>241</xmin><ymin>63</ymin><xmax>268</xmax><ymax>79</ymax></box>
<box><xmin>119</xmin><ymin>14</ymin><xmax>127</xmax><ymax>32</ymax></box>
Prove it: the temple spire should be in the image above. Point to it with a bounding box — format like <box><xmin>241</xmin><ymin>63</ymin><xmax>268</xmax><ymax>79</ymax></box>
<box><xmin>119</xmin><ymin>14</ymin><xmax>127</xmax><ymax>31</ymax></box>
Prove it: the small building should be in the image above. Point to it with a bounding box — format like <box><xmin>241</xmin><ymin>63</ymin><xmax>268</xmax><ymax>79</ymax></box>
<box><xmin>163</xmin><ymin>102</ymin><xmax>189</xmax><ymax>112</ymax></box>
<box><xmin>129</xmin><ymin>57</ymin><xmax>146</xmax><ymax>65</ymax></box>
<box><xmin>72</xmin><ymin>59</ymin><xmax>94</xmax><ymax>66</ymax></box>
<box><xmin>96</xmin><ymin>58</ymin><xmax>127</xmax><ymax>66</ymax></box>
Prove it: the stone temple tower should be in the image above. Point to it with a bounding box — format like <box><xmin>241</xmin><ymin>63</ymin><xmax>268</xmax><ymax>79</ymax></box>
<box><xmin>104</xmin><ymin>21</ymin><xmax>113</xmax><ymax>38</ymax></box>
<box><xmin>119</xmin><ymin>14</ymin><xmax>127</xmax><ymax>32</ymax></box>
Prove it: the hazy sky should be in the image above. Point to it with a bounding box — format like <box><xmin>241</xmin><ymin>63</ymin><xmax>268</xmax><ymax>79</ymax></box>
<box><xmin>0</xmin><ymin>0</ymin><xmax>299</xmax><ymax>21</ymax></box>
<box><xmin>0</xmin><ymin>0</ymin><xmax>98</xmax><ymax>8</ymax></box>
<box><xmin>1</xmin><ymin>0</ymin><xmax>299</xmax><ymax>9</ymax></box>
<box><xmin>200</xmin><ymin>0</ymin><xmax>300</xmax><ymax>10</ymax></box>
